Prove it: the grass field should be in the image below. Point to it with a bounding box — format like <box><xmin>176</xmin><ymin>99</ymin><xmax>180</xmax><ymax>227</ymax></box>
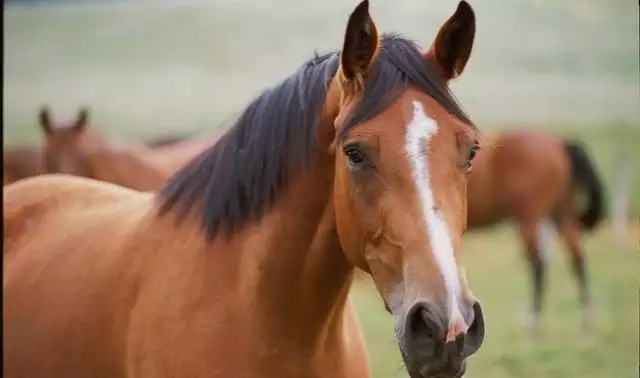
<box><xmin>4</xmin><ymin>1</ymin><xmax>639</xmax><ymax>377</ymax></box>
<box><xmin>352</xmin><ymin>223</ymin><xmax>639</xmax><ymax>378</ymax></box>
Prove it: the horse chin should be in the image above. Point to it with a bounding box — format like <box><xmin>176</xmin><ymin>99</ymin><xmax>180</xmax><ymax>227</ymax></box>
<box><xmin>409</xmin><ymin>367</ymin><xmax>467</xmax><ymax>378</ymax></box>
<box><xmin>401</xmin><ymin>353</ymin><xmax>467</xmax><ymax>378</ymax></box>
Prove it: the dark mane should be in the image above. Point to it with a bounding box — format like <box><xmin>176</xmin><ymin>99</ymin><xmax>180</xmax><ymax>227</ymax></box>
<box><xmin>157</xmin><ymin>34</ymin><xmax>474</xmax><ymax>240</ymax></box>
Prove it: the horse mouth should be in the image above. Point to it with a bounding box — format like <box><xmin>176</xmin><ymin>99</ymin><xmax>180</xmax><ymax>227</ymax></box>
<box><xmin>402</xmin><ymin>353</ymin><xmax>467</xmax><ymax>378</ymax></box>
<box><xmin>408</xmin><ymin>367</ymin><xmax>466</xmax><ymax>378</ymax></box>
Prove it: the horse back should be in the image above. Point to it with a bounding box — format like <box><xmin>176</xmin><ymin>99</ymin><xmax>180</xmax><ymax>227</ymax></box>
<box><xmin>3</xmin><ymin>174</ymin><xmax>143</xmax><ymax>256</ymax></box>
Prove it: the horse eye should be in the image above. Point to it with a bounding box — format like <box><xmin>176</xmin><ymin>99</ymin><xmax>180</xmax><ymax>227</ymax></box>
<box><xmin>343</xmin><ymin>144</ymin><xmax>367</xmax><ymax>169</ymax></box>
<box><xmin>468</xmin><ymin>146</ymin><xmax>478</xmax><ymax>161</ymax></box>
<box><xmin>466</xmin><ymin>141</ymin><xmax>479</xmax><ymax>174</ymax></box>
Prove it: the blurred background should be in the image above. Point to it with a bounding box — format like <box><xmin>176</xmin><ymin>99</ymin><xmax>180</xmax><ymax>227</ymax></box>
<box><xmin>4</xmin><ymin>0</ymin><xmax>639</xmax><ymax>377</ymax></box>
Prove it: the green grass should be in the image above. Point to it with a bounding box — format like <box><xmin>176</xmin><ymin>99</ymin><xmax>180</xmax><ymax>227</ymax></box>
<box><xmin>4</xmin><ymin>2</ymin><xmax>639</xmax><ymax>377</ymax></box>
<box><xmin>351</xmin><ymin>223</ymin><xmax>639</xmax><ymax>378</ymax></box>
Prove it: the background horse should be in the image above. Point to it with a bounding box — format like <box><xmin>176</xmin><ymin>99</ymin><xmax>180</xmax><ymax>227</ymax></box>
<box><xmin>39</xmin><ymin>106</ymin><xmax>219</xmax><ymax>190</ymax></box>
<box><xmin>4</xmin><ymin>2</ymin><xmax>484</xmax><ymax>377</ymax></box>
<box><xmin>3</xmin><ymin>108</ymin><xmax>207</xmax><ymax>187</ymax></box>
<box><xmin>3</xmin><ymin>145</ymin><xmax>45</xmax><ymax>185</ymax></box>
<box><xmin>467</xmin><ymin>130</ymin><xmax>604</xmax><ymax>332</ymax></box>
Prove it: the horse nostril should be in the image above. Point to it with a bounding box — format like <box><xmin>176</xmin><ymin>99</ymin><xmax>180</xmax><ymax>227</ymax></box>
<box><xmin>408</xmin><ymin>306</ymin><xmax>435</xmax><ymax>338</ymax></box>
<box><xmin>406</xmin><ymin>303</ymin><xmax>444</xmax><ymax>359</ymax></box>
<box><xmin>455</xmin><ymin>332</ymin><xmax>465</xmax><ymax>352</ymax></box>
<box><xmin>414</xmin><ymin>308</ymin><xmax>433</xmax><ymax>338</ymax></box>
<box><xmin>462</xmin><ymin>301</ymin><xmax>486</xmax><ymax>357</ymax></box>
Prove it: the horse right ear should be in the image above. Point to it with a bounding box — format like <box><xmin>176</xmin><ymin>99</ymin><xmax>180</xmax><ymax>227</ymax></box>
<box><xmin>425</xmin><ymin>1</ymin><xmax>476</xmax><ymax>82</ymax></box>
<box><xmin>39</xmin><ymin>106</ymin><xmax>52</xmax><ymax>135</ymax></box>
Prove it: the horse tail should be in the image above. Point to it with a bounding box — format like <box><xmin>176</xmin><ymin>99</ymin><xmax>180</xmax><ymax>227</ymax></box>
<box><xmin>563</xmin><ymin>139</ymin><xmax>605</xmax><ymax>231</ymax></box>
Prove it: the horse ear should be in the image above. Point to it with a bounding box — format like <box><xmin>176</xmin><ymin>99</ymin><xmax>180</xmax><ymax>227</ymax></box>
<box><xmin>75</xmin><ymin>107</ymin><xmax>90</xmax><ymax>132</ymax></box>
<box><xmin>426</xmin><ymin>1</ymin><xmax>476</xmax><ymax>81</ymax></box>
<box><xmin>340</xmin><ymin>0</ymin><xmax>379</xmax><ymax>83</ymax></box>
<box><xmin>38</xmin><ymin>106</ymin><xmax>52</xmax><ymax>135</ymax></box>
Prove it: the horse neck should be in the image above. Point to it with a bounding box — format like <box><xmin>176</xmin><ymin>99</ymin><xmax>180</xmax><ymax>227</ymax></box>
<box><xmin>230</xmin><ymin>110</ymin><xmax>354</xmax><ymax>349</ymax></box>
<box><xmin>254</xmin><ymin>163</ymin><xmax>353</xmax><ymax>343</ymax></box>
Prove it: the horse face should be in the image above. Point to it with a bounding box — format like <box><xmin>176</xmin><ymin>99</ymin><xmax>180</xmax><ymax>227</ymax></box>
<box><xmin>332</xmin><ymin>2</ymin><xmax>484</xmax><ymax>377</ymax></box>
<box><xmin>39</xmin><ymin>106</ymin><xmax>94</xmax><ymax>177</ymax></box>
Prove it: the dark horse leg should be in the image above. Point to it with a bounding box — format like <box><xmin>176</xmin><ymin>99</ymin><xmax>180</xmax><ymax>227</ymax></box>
<box><xmin>518</xmin><ymin>219</ymin><xmax>550</xmax><ymax>334</ymax></box>
<box><xmin>556</xmin><ymin>214</ymin><xmax>592</xmax><ymax>330</ymax></box>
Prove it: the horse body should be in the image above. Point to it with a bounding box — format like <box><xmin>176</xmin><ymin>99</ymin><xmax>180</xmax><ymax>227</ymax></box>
<box><xmin>466</xmin><ymin>129</ymin><xmax>604</xmax><ymax>331</ymax></box>
<box><xmin>4</xmin><ymin>160</ymin><xmax>367</xmax><ymax>378</ymax></box>
<box><xmin>84</xmin><ymin>135</ymin><xmax>221</xmax><ymax>191</ymax></box>
<box><xmin>4</xmin><ymin>2</ymin><xmax>485</xmax><ymax>378</ymax></box>
<box><xmin>39</xmin><ymin>106</ymin><xmax>218</xmax><ymax>190</ymax></box>
<box><xmin>3</xmin><ymin>145</ymin><xmax>45</xmax><ymax>185</ymax></box>
<box><xmin>2</xmin><ymin>107</ymin><xmax>216</xmax><ymax>188</ymax></box>
<box><xmin>85</xmin><ymin>144</ymin><xmax>174</xmax><ymax>191</ymax></box>
<box><xmin>468</xmin><ymin>131</ymin><xmax>571</xmax><ymax>228</ymax></box>
<box><xmin>142</xmin><ymin>133</ymin><xmax>221</xmax><ymax>175</ymax></box>
<box><xmin>4</xmin><ymin>177</ymin><xmax>151</xmax><ymax>376</ymax></box>
<box><xmin>4</xmin><ymin>61</ymin><xmax>366</xmax><ymax>378</ymax></box>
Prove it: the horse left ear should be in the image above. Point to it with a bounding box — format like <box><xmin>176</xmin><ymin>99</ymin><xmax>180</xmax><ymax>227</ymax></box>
<box><xmin>340</xmin><ymin>0</ymin><xmax>379</xmax><ymax>84</ymax></box>
<box><xmin>75</xmin><ymin>107</ymin><xmax>90</xmax><ymax>131</ymax></box>
<box><xmin>426</xmin><ymin>1</ymin><xmax>476</xmax><ymax>81</ymax></box>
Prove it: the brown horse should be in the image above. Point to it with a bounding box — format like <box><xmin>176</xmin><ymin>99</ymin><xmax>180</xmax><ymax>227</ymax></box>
<box><xmin>3</xmin><ymin>110</ymin><xmax>204</xmax><ymax>187</ymax></box>
<box><xmin>4</xmin><ymin>2</ymin><xmax>485</xmax><ymax>377</ymax></box>
<box><xmin>467</xmin><ymin>130</ymin><xmax>604</xmax><ymax>332</ymax></box>
<box><xmin>38</xmin><ymin>106</ymin><xmax>218</xmax><ymax>190</ymax></box>
<box><xmin>3</xmin><ymin>145</ymin><xmax>45</xmax><ymax>185</ymax></box>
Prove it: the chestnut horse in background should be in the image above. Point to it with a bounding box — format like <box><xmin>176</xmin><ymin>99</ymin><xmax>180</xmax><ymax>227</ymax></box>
<box><xmin>3</xmin><ymin>108</ymin><xmax>205</xmax><ymax>187</ymax></box>
<box><xmin>38</xmin><ymin>106</ymin><xmax>219</xmax><ymax>190</ymax></box>
<box><xmin>3</xmin><ymin>145</ymin><xmax>45</xmax><ymax>186</ymax></box>
<box><xmin>468</xmin><ymin>130</ymin><xmax>604</xmax><ymax>332</ymax></box>
<box><xmin>4</xmin><ymin>2</ymin><xmax>485</xmax><ymax>377</ymax></box>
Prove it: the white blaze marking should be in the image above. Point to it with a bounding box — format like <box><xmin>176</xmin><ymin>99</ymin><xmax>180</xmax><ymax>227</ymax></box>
<box><xmin>405</xmin><ymin>101</ymin><xmax>464</xmax><ymax>329</ymax></box>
